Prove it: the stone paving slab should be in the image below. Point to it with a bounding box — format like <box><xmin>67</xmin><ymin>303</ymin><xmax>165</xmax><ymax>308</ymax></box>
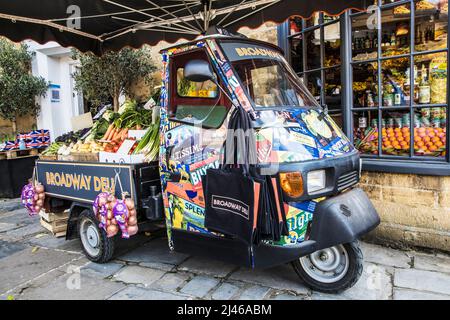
<box><xmin>394</xmin><ymin>268</ymin><xmax>450</xmax><ymax>296</ymax></box>
<box><xmin>27</xmin><ymin>234</ymin><xmax>82</xmax><ymax>253</ymax></box>
<box><xmin>151</xmin><ymin>272</ymin><xmax>191</xmax><ymax>292</ymax></box>
<box><xmin>109</xmin><ymin>286</ymin><xmax>192</xmax><ymax>300</ymax></box>
<box><xmin>361</xmin><ymin>242</ymin><xmax>412</xmax><ymax>269</ymax></box>
<box><xmin>16</xmin><ymin>272</ymin><xmax>126</xmax><ymax>300</ymax></box>
<box><xmin>81</xmin><ymin>262</ymin><xmax>124</xmax><ymax>279</ymax></box>
<box><xmin>237</xmin><ymin>285</ymin><xmax>271</xmax><ymax>300</ymax></box>
<box><xmin>413</xmin><ymin>252</ymin><xmax>450</xmax><ymax>275</ymax></box>
<box><xmin>310</xmin><ymin>263</ymin><xmax>393</xmax><ymax>300</ymax></box>
<box><xmin>118</xmin><ymin>238</ymin><xmax>189</xmax><ymax>266</ymax></box>
<box><xmin>229</xmin><ymin>264</ymin><xmax>309</xmax><ymax>295</ymax></box>
<box><xmin>178</xmin><ymin>256</ymin><xmax>237</xmax><ymax>278</ymax></box>
<box><xmin>0</xmin><ymin>247</ymin><xmax>80</xmax><ymax>294</ymax></box>
<box><xmin>0</xmin><ymin>222</ymin><xmax>17</xmax><ymax>233</ymax></box>
<box><xmin>0</xmin><ymin>199</ymin><xmax>22</xmax><ymax>213</ymax></box>
<box><xmin>5</xmin><ymin>222</ymin><xmax>45</xmax><ymax>239</ymax></box>
<box><xmin>179</xmin><ymin>275</ymin><xmax>220</xmax><ymax>298</ymax></box>
<box><xmin>393</xmin><ymin>288</ymin><xmax>450</xmax><ymax>300</ymax></box>
<box><xmin>113</xmin><ymin>265</ymin><xmax>166</xmax><ymax>287</ymax></box>
<box><xmin>211</xmin><ymin>283</ymin><xmax>241</xmax><ymax>300</ymax></box>
<box><xmin>0</xmin><ymin>239</ymin><xmax>27</xmax><ymax>260</ymax></box>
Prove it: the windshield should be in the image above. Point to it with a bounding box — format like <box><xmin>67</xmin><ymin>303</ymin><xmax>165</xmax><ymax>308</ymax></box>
<box><xmin>220</xmin><ymin>41</ymin><xmax>319</xmax><ymax>109</ymax></box>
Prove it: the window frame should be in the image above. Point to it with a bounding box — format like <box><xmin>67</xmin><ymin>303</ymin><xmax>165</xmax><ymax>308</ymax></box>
<box><xmin>279</xmin><ymin>0</ymin><xmax>450</xmax><ymax>176</ymax></box>
<box><xmin>287</xmin><ymin>13</ymin><xmax>344</xmax><ymax>123</ymax></box>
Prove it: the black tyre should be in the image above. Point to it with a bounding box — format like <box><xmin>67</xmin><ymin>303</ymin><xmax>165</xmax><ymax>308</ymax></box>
<box><xmin>77</xmin><ymin>209</ymin><xmax>115</xmax><ymax>263</ymax></box>
<box><xmin>292</xmin><ymin>241</ymin><xmax>363</xmax><ymax>294</ymax></box>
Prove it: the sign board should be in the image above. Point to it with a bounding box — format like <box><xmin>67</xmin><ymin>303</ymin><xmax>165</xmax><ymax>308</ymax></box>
<box><xmin>36</xmin><ymin>161</ymin><xmax>135</xmax><ymax>203</ymax></box>
<box><xmin>71</xmin><ymin>113</ymin><xmax>93</xmax><ymax>132</ymax></box>
<box><xmin>50</xmin><ymin>84</ymin><xmax>61</xmax><ymax>103</ymax></box>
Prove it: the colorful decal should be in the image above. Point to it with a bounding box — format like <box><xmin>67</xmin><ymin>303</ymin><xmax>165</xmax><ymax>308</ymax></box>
<box><xmin>158</xmin><ymin>38</ymin><xmax>355</xmax><ymax>250</ymax></box>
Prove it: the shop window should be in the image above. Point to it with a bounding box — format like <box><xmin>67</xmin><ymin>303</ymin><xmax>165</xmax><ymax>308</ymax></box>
<box><xmin>288</xmin><ymin>13</ymin><xmax>343</xmax><ymax>124</ymax></box>
<box><xmin>353</xmin><ymin>62</ymin><xmax>379</xmax><ymax>108</ymax></box>
<box><xmin>354</xmin><ymin>110</ymin><xmax>380</xmax><ymax>155</ymax></box>
<box><xmin>352</xmin><ymin>12</ymin><xmax>379</xmax><ymax>61</ymax></box>
<box><xmin>283</xmin><ymin>0</ymin><xmax>450</xmax><ymax>173</ymax></box>
<box><xmin>381</xmin><ymin>4</ymin><xmax>411</xmax><ymax>57</ymax></box>
<box><xmin>351</xmin><ymin>0</ymin><xmax>449</xmax><ymax>166</ymax></box>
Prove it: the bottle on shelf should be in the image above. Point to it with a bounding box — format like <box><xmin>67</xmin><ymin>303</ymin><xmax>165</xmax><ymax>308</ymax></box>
<box><xmin>419</xmin><ymin>64</ymin><xmax>431</xmax><ymax>104</ymax></box>
<box><xmin>364</xmin><ymin>32</ymin><xmax>371</xmax><ymax>49</ymax></box>
<box><xmin>404</xmin><ymin>68</ymin><xmax>411</xmax><ymax>105</ymax></box>
<box><xmin>390</xmin><ymin>32</ymin><xmax>396</xmax><ymax>47</ymax></box>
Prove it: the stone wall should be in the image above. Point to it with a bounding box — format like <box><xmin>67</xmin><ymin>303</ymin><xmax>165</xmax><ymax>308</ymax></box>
<box><xmin>0</xmin><ymin>115</ymin><xmax>36</xmax><ymax>136</ymax></box>
<box><xmin>360</xmin><ymin>171</ymin><xmax>450</xmax><ymax>252</ymax></box>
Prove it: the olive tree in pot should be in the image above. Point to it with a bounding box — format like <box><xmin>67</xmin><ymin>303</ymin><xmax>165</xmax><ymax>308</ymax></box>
<box><xmin>72</xmin><ymin>47</ymin><xmax>156</xmax><ymax>113</ymax></box>
<box><xmin>0</xmin><ymin>38</ymin><xmax>49</xmax><ymax>133</ymax></box>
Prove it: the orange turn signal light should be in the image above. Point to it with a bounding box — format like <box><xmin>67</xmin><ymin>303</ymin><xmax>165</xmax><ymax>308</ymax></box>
<box><xmin>279</xmin><ymin>172</ymin><xmax>304</xmax><ymax>198</ymax></box>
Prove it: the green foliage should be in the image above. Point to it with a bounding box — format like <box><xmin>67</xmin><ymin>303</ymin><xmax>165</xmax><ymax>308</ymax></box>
<box><xmin>0</xmin><ymin>38</ymin><xmax>49</xmax><ymax>122</ymax></box>
<box><xmin>72</xmin><ymin>47</ymin><xmax>156</xmax><ymax>111</ymax></box>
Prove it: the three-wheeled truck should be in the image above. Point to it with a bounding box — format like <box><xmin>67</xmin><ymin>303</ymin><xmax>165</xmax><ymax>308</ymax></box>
<box><xmin>35</xmin><ymin>34</ymin><xmax>380</xmax><ymax>293</ymax></box>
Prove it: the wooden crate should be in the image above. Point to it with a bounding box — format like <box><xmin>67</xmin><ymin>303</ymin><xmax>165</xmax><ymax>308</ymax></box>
<box><xmin>0</xmin><ymin>148</ymin><xmax>39</xmax><ymax>160</ymax></box>
<box><xmin>58</xmin><ymin>152</ymin><xmax>99</xmax><ymax>162</ymax></box>
<box><xmin>39</xmin><ymin>210</ymin><xmax>69</xmax><ymax>237</ymax></box>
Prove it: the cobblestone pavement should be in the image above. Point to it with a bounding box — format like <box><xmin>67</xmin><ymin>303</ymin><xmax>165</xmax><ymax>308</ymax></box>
<box><xmin>1</xmin><ymin>199</ymin><xmax>450</xmax><ymax>300</ymax></box>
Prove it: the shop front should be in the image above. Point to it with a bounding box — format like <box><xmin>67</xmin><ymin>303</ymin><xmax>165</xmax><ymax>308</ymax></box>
<box><xmin>278</xmin><ymin>0</ymin><xmax>450</xmax><ymax>250</ymax></box>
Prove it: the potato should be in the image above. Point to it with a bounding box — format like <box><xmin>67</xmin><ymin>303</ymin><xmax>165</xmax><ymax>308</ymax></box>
<box><xmin>38</xmin><ymin>193</ymin><xmax>45</xmax><ymax>200</ymax></box>
<box><xmin>107</xmin><ymin>225</ymin><xmax>118</xmax><ymax>237</ymax></box>
<box><xmin>36</xmin><ymin>200</ymin><xmax>44</xmax><ymax>207</ymax></box>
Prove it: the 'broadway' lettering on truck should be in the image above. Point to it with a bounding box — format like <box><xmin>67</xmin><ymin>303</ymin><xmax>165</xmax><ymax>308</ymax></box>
<box><xmin>45</xmin><ymin>172</ymin><xmax>115</xmax><ymax>193</ymax></box>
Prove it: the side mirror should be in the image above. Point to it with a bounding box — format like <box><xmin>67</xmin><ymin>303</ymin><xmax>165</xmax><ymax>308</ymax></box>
<box><xmin>184</xmin><ymin>59</ymin><xmax>215</xmax><ymax>83</ymax></box>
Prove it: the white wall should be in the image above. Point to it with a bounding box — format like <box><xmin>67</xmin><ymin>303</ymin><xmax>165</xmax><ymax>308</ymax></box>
<box><xmin>28</xmin><ymin>41</ymin><xmax>82</xmax><ymax>141</ymax></box>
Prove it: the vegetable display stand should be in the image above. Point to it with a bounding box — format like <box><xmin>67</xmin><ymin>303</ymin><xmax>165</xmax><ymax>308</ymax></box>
<box><xmin>0</xmin><ymin>156</ymin><xmax>38</xmax><ymax>198</ymax></box>
<box><xmin>39</xmin><ymin>210</ymin><xmax>69</xmax><ymax>237</ymax></box>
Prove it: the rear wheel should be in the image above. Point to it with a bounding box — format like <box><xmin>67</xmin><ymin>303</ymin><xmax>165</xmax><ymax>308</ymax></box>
<box><xmin>78</xmin><ymin>210</ymin><xmax>115</xmax><ymax>263</ymax></box>
<box><xmin>292</xmin><ymin>241</ymin><xmax>363</xmax><ymax>293</ymax></box>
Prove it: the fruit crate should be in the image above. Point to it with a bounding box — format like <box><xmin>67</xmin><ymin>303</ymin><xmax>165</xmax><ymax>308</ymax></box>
<box><xmin>39</xmin><ymin>210</ymin><xmax>69</xmax><ymax>238</ymax></box>
<box><xmin>58</xmin><ymin>152</ymin><xmax>99</xmax><ymax>162</ymax></box>
<box><xmin>0</xmin><ymin>148</ymin><xmax>39</xmax><ymax>160</ymax></box>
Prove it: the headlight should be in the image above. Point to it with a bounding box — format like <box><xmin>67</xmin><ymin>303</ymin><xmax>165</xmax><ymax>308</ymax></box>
<box><xmin>279</xmin><ymin>172</ymin><xmax>304</xmax><ymax>198</ymax></box>
<box><xmin>307</xmin><ymin>170</ymin><xmax>326</xmax><ymax>194</ymax></box>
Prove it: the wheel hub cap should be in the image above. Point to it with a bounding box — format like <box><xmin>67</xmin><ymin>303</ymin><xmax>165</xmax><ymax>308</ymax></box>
<box><xmin>299</xmin><ymin>244</ymin><xmax>350</xmax><ymax>284</ymax></box>
<box><xmin>86</xmin><ymin>225</ymin><xmax>99</xmax><ymax>248</ymax></box>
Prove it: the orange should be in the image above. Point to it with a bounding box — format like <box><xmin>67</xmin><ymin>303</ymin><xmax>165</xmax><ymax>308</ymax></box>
<box><xmin>414</xmin><ymin>136</ymin><xmax>422</xmax><ymax>143</ymax></box>
<box><xmin>432</xmin><ymin>137</ymin><xmax>440</xmax><ymax>143</ymax></box>
<box><xmin>417</xmin><ymin>141</ymin><xmax>425</xmax><ymax>147</ymax></box>
<box><xmin>423</xmin><ymin>136</ymin><xmax>431</xmax><ymax>143</ymax></box>
<box><xmin>435</xmin><ymin>141</ymin><xmax>443</xmax><ymax>147</ymax></box>
<box><xmin>429</xmin><ymin>145</ymin><xmax>437</xmax><ymax>152</ymax></box>
<box><xmin>397</xmin><ymin>136</ymin><xmax>404</xmax><ymax>142</ymax></box>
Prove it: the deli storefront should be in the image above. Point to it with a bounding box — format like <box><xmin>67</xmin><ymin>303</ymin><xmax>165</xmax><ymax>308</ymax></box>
<box><xmin>277</xmin><ymin>0</ymin><xmax>450</xmax><ymax>250</ymax></box>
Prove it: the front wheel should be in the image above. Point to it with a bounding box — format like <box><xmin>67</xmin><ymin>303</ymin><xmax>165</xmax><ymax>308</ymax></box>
<box><xmin>292</xmin><ymin>241</ymin><xmax>363</xmax><ymax>294</ymax></box>
<box><xmin>78</xmin><ymin>210</ymin><xmax>115</xmax><ymax>263</ymax></box>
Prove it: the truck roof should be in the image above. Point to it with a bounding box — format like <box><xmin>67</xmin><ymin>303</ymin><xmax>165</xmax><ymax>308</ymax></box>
<box><xmin>159</xmin><ymin>34</ymin><xmax>284</xmax><ymax>55</ymax></box>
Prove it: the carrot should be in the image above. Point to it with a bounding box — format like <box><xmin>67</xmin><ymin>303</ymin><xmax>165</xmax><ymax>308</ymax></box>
<box><xmin>107</xmin><ymin>128</ymin><xmax>116</xmax><ymax>141</ymax></box>
<box><xmin>121</xmin><ymin>128</ymin><xmax>129</xmax><ymax>141</ymax></box>
<box><xmin>102</xmin><ymin>124</ymin><xmax>114</xmax><ymax>140</ymax></box>
<box><xmin>112</xmin><ymin>128</ymin><xmax>124</xmax><ymax>141</ymax></box>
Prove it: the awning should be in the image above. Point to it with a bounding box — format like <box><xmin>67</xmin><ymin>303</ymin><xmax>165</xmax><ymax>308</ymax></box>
<box><xmin>0</xmin><ymin>0</ymin><xmax>369</xmax><ymax>55</ymax></box>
